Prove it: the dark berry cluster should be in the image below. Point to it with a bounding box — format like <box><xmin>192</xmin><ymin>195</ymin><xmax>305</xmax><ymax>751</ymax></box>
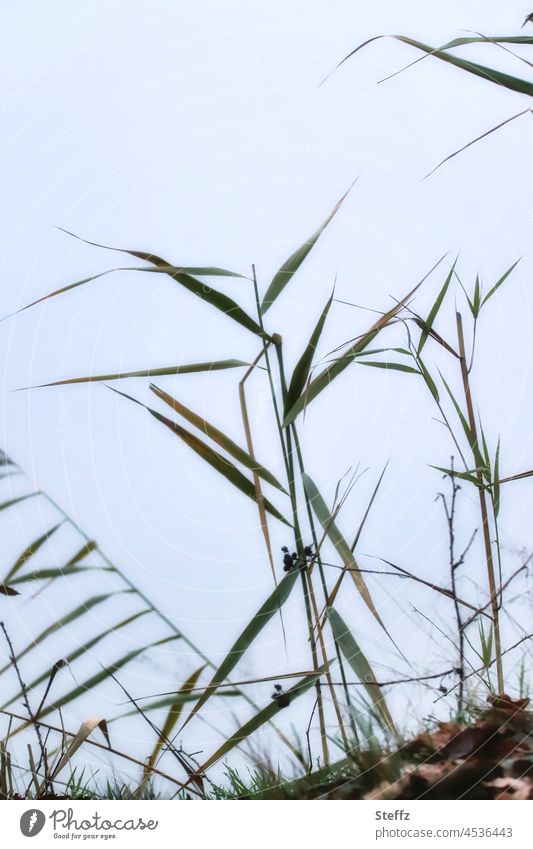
<box><xmin>281</xmin><ymin>544</ymin><xmax>314</xmax><ymax>573</ymax></box>
<box><xmin>271</xmin><ymin>683</ymin><xmax>291</xmax><ymax>708</ymax></box>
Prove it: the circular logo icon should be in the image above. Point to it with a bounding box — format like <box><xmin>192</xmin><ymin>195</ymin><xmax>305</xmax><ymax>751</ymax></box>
<box><xmin>20</xmin><ymin>809</ymin><xmax>46</xmax><ymax>837</ymax></box>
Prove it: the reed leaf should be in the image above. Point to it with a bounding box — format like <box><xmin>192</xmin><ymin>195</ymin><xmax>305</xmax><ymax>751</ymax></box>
<box><xmin>327</xmin><ymin>607</ymin><xmax>397</xmax><ymax>736</ymax></box>
<box><xmin>180</xmin><ymin>568</ymin><xmax>300</xmax><ymax>731</ymax></box>
<box><xmin>418</xmin><ymin>258</ymin><xmax>457</xmax><ymax>353</ymax></box>
<box><xmin>302</xmin><ymin>473</ymin><xmax>388</xmax><ymax>634</ymax></box>
<box><xmin>332</xmin><ymin>35</ymin><xmax>533</xmax><ymax>96</ymax></box>
<box><xmin>284</xmin><ymin>289</ymin><xmax>334</xmax><ymax>416</ymax></box>
<box><xmin>283</xmin><ymin>255</ymin><xmax>446</xmax><ymax>425</ymax></box>
<box><xmin>150</xmin><ymin>384</ymin><xmax>287</xmax><ymax>493</ymax></box>
<box><xmin>261</xmin><ymin>183</ymin><xmax>354</xmax><ymax>314</ymax></box>
<box><xmin>109</xmin><ymin>386</ymin><xmax>291</xmax><ymax>526</ymax></box>
<box><xmin>195</xmin><ymin>664</ymin><xmax>329</xmax><ymax>776</ymax></box>
<box><xmin>19</xmin><ymin>360</ymin><xmax>251</xmax><ymax>390</ymax></box>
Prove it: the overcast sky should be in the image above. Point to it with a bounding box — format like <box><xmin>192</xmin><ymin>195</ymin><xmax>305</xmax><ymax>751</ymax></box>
<box><xmin>0</xmin><ymin>0</ymin><xmax>532</xmax><ymax>782</ymax></box>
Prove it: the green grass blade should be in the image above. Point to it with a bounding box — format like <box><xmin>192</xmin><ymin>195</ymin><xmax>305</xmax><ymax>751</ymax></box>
<box><xmin>283</xmin><ymin>255</ymin><xmax>447</xmax><ymax>425</ymax></box>
<box><xmin>196</xmin><ymin>664</ymin><xmax>329</xmax><ymax>775</ymax></box>
<box><xmin>150</xmin><ymin>384</ymin><xmax>287</xmax><ymax>493</ymax></box>
<box><xmin>357</xmin><ymin>361</ymin><xmax>420</xmax><ymax>373</ymax></box>
<box><xmin>481</xmin><ymin>259</ymin><xmax>521</xmax><ymax>308</ymax></box>
<box><xmin>109</xmin><ymin>386</ymin><xmax>291</xmax><ymax>526</ymax></box>
<box><xmin>261</xmin><ymin>183</ymin><xmax>354</xmax><ymax>315</ymax></box>
<box><xmin>332</xmin><ymin>34</ymin><xmax>533</xmax><ymax>96</ymax></box>
<box><xmin>418</xmin><ymin>258</ymin><xmax>457</xmax><ymax>353</ymax></box>
<box><xmin>19</xmin><ymin>360</ymin><xmax>251</xmax><ymax>390</ymax></box>
<box><xmin>6</xmin><ymin>266</ymin><xmax>264</xmax><ymax>339</ymax></box>
<box><xmin>302</xmin><ymin>473</ymin><xmax>389</xmax><ymax>634</ymax></box>
<box><xmin>284</xmin><ymin>289</ymin><xmax>334</xmax><ymax>417</ymax></box>
<box><xmin>134</xmin><ymin>268</ymin><xmax>266</xmax><ymax>337</ymax></box>
<box><xmin>180</xmin><ymin>569</ymin><xmax>300</xmax><ymax>731</ymax></box>
<box><xmin>56</xmin><ymin>227</ymin><xmax>246</xmax><ymax>276</ymax></box>
<box><xmin>328</xmin><ymin>607</ymin><xmax>397</xmax><ymax>736</ymax></box>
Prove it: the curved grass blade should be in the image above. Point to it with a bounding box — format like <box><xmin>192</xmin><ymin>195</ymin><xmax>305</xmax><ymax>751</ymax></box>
<box><xmin>180</xmin><ymin>568</ymin><xmax>300</xmax><ymax>731</ymax></box>
<box><xmin>283</xmin><ymin>255</ymin><xmax>446</xmax><ymax>426</ymax></box>
<box><xmin>261</xmin><ymin>183</ymin><xmax>355</xmax><ymax>315</ymax></box>
<box><xmin>357</xmin><ymin>361</ymin><xmax>420</xmax><ymax>373</ymax></box>
<box><xmin>150</xmin><ymin>384</ymin><xmax>287</xmax><ymax>493</ymax></box>
<box><xmin>302</xmin><ymin>474</ymin><xmax>389</xmax><ymax>635</ymax></box>
<box><xmin>284</xmin><ymin>289</ymin><xmax>334</xmax><ymax>417</ymax></box>
<box><xmin>5</xmin><ymin>266</ymin><xmax>264</xmax><ymax>339</ymax></box>
<box><xmin>17</xmin><ymin>360</ymin><xmax>251</xmax><ymax>391</ymax></box>
<box><xmin>109</xmin><ymin>386</ymin><xmax>291</xmax><ymax>526</ymax></box>
<box><xmin>56</xmin><ymin>228</ymin><xmax>246</xmax><ymax>277</ymax></box>
<box><xmin>327</xmin><ymin>607</ymin><xmax>397</xmax><ymax>737</ymax></box>
<box><xmin>328</xmin><ymin>34</ymin><xmax>533</xmax><ymax>96</ymax></box>
<box><xmin>194</xmin><ymin>663</ymin><xmax>330</xmax><ymax>777</ymax></box>
<box><xmin>5</xmin><ymin>521</ymin><xmax>63</xmax><ymax>582</ymax></box>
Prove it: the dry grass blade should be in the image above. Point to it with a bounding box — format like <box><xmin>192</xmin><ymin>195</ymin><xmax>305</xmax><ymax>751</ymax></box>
<box><xmin>0</xmin><ymin>585</ymin><xmax>19</xmax><ymax>597</ymax></box>
<box><xmin>47</xmin><ymin>717</ymin><xmax>109</xmax><ymax>784</ymax></box>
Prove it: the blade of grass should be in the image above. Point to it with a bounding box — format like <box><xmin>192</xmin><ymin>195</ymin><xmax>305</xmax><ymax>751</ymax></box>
<box><xmin>283</xmin><ymin>255</ymin><xmax>447</xmax><ymax>425</ymax></box>
<box><xmin>328</xmin><ymin>607</ymin><xmax>398</xmax><ymax>737</ymax></box>
<box><xmin>151</xmin><ymin>383</ymin><xmax>287</xmax><ymax>493</ymax></box>
<box><xmin>284</xmin><ymin>289</ymin><xmax>334</xmax><ymax>416</ymax></box>
<box><xmin>418</xmin><ymin>258</ymin><xmax>457</xmax><ymax>352</ymax></box>
<box><xmin>261</xmin><ymin>183</ymin><xmax>355</xmax><ymax>314</ymax></box>
<box><xmin>108</xmin><ymin>385</ymin><xmax>291</xmax><ymax>526</ymax></box>
<box><xmin>302</xmin><ymin>473</ymin><xmax>389</xmax><ymax>636</ymax></box>
<box><xmin>17</xmin><ymin>360</ymin><xmax>251</xmax><ymax>390</ymax></box>
<box><xmin>180</xmin><ymin>569</ymin><xmax>300</xmax><ymax>732</ymax></box>
<box><xmin>193</xmin><ymin>663</ymin><xmax>330</xmax><ymax>777</ymax></box>
<box><xmin>327</xmin><ymin>34</ymin><xmax>533</xmax><ymax>96</ymax></box>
